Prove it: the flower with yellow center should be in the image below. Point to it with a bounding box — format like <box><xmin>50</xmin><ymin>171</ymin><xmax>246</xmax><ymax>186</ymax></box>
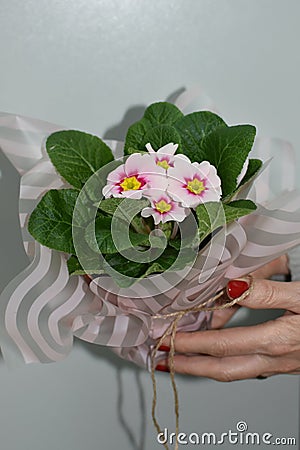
<box><xmin>120</xmin><ymin>176</ymin><xmax>141</xmax><ymax>191</ymax></box>
<box><xmin>141</xmin><ymin>190</ymin><xmax>188</xmax><ymax>225</ymax></box>
<box><xmin>102</xmin><ymin>152</ymin><xmax>168</xmax><ymax>199</ymax></box>
<box><xmin>186</xmin><ymin>178</ymin><xmax>205</xmax><ymax>195</ymax></box>
<box><xmin>156</xmin><ymin>159</ymin><xmax>171</xmax><ymax>170</ymax></box>
<box><xmin>155</xmin><ymin>199</ymin><xmax>172</xmax><ymax>214</ymax></box>
<box><xmin>167</xmin><ymin>159</ymin><xmax>222</xmax><ymax>208</ymax></box>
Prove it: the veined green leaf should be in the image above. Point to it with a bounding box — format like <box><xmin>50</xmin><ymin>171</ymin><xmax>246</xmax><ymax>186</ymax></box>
<box><xmin>174</xmin><ymin>111</ymin><xmax>227</xmax><ymax>161</ymax></box>
<box><xmin>144</xmin><ymin>102</ymin><xmax>183</xmax><ymax>126</ymax></box>
<box><xmin>143</xmin><ymin>125</ymin><xmax>181</xmax><ymax>150</ymax></box>
<box><xmin>28</xmin><ymin>189</ymin><xmax>85</xmax><ymax>254</ymax></box>
<box><xmin>46</xmin><ymin>130</ymin><xmax>114</xmax><ymax>189</ymax></box>
<box><xmin>85</xmin><ymin>215</ymin><xmax>151</xmax><ymax>254</ymax></box>
<box><xmin>200</xmin><ymin>125</ymin><xmax>256</xmax><ymax>197</ymax></box>
<box><xmin>124</xmin><ymin>102</ymin><xmax>183</xmax><ymax>154</ymax></box>
<box><xmin>196</xmin><ymin>200</ymin><xmax>256</xmax><ymax>243</ymax></box>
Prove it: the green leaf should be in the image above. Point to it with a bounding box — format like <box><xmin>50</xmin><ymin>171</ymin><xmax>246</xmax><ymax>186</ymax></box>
<box><xmin>223</xmin><ymin>158</ymin><xmax>263</xmax><ymax>202</ymax></box>
<box><xmin>174</xmin><ymin>111</ymin><xmax>227</xmax><ymax>161</ymax></box>
<box><xmin>104</xmin><ymin>253</ymin><xmax>149</xmax><ymax>281</ymax></box>
<box><xmin>85</xmin><ymin>216</ymin><xmax>115</xmax><ymax>254</ymax></box>
<box><xmin>143</xmin><ymin>125</ymin><xmax>181</xmax><ymax>150</ymax></box>
<box><xmin>67</xmin><ymin>255</ymin><xmax>86</xmax><ymax>275</ymax></box>
<box><xmin>144</xmin><ymin>102</ymin><xmax>183</xmax><ymax>126</ymax></box>
<box><xmin>98</xmin><ymin>197</ymin><xmax>148</xmax><ymax>216</ymax></box>
<box><xmin>98</xmin><ymin>197</ymin><xmax>150</xmax><ymax>234</ymax></box>
<box><xmin>124</xmin><ymin>102</ymin><xmax>183</xmax><ymax>154</ymax></box>
<box><xmin>124</xmin><ymin>118</ymin><xmax>152</xmax><ymax>155</ymax></box>
<box><xmin>169</xmin><ymin>238</ymin><xmax>181</xmax><ymax>250</ymax></box>
<box><xmin>196</xmin><ymin>200</ymin><xmax>256</xmax><ymax>243</ymax></box>
<box><xmin>144</xmin><ymin>247</ymin><xmax>178</xmax><ymax>277</ymax></box>
<box><xmin>85</xmin><ymin>215</ymin><xmax>151</xmax><ymax>254</ymax></box>
<box><xmin>238</xmin><ymin>158</ymin><xmax>263</xmax><ymax>186</ymax></box>
<box><xmin>200</xmin><ymin>125</ymin><xmax>256</xmax><ymax>197</ymax></box>
<box><xmin>225</xmin><ymin>199</ymin><xmax>257</xmax><ymax>216</ymax></box>
<box><xmin>28</xmin><ymin>189</ymin><xmax>83</xmax><ymax>253</ymax></box>
<box><xmin>67</xmin><ymin>255</ymin><xmax>105</xmax><ymax>276</ymax></box>
<box><xmin>46</xmin><ymin>130</ymin><xmax>114</xmax><ymax>189</ymax></box>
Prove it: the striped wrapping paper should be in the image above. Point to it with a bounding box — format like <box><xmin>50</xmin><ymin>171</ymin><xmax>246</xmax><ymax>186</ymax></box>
<box><xmin>1</xmin><ymin>90</ymin><xmax>300</xmax><ymax>370</ymax></box>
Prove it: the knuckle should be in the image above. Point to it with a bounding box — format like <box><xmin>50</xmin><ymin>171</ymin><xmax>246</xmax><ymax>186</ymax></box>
<box><xmin>263</xmin><ymin>317</ymin><xmax>300</xmax><ymax>356</ymax></box>
<box><xmin>277</xmin><ymin>358</ymin><xmax>298</xmax><ymax>374</ymax></box>
<box><xmin>258</xmin><ymin>280</ymin><xmax>277</xmax><ymax>307</ymax></box>
<box><xmin>176</xmin><ymin>333</ymin><xmax>197</xmax><ymax>354</ymax></box>
<box><xmin>210</xmin><ymin>337</ymin><xmax>230</xmax><ymax>357</ymax></box>
<box><xmin>214</xmin><ymin>360</ymin><xmax>236</xmax><ymax>382</ymax></box>
<box><xmin>216</xmin><ymin>369</ymin><xmax>236</xmax><ymax>383</ymax></box>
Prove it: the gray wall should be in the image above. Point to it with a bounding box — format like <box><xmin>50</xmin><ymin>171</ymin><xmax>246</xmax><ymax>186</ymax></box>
<box><xmin>0</xmin><ymin>1</ymin><xmax>299</xmax><ymax>449</ymax></box>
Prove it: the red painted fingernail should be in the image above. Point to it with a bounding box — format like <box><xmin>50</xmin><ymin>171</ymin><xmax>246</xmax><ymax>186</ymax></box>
<box><xmin>158</xmin><ymin>345</ymin><xmax>170</xmax><ymax>352</ymax></box>
<box><xmin>156</xmin><ymin>364</ymin><xmax>170</xmax><ymax>373</ymax></box>
<box><xmin>227</xmin><ymin>278</ymin><xmax>250</xmax><ymax>300</ymax></box>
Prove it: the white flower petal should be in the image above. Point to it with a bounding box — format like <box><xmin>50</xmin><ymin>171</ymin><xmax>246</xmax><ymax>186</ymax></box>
<box><xmin>121</xmin><ymin>190</ymin><xmax>143</xmax><ymax>199</ymax></box>
<box><xmin>102</xmin><ymin>183</ymin><xmax>121</xmax><ymax>198</ymax></box>
<box><xmin>237</xmin><ymin>158</ymin><xmax>249</xmax><ymax>185</ymax></box>
<box><xmin>157</xmin><ymin>142</ymin><xmax>178</xmax><ymax>155</ymax></box>
<box><xmin>174</xmin><ymin>154</ymin><xmax>191</xmax><ymax>164</ymax></box>
<box><xmin>141</xmin><ymin>207</ymin><xmax>153</xmax><ymax>218</ymax></box>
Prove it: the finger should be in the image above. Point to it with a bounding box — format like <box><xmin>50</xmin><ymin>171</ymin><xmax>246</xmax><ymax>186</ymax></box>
<box><xmin>236</xmin><ymin>278</ymin><xmax>300</xmax><ymax>313</ymax></box>
<box><xmin>163</xmin><ymin>315</ymin><xmax>298</xmax><ymax>357</ymax></box>
<box><xmin>251</xmin><ymin>255</ymin><xmax>289</xmax><ymax>279</ymax></box>
<box><xmin>169</xmin><ymin>353</ymin><xmax>278</xmax><ymax>381</ymax></box>
<box><xmin>210</xmin><ymin>304</ymin><xmax>240</xmax><ymax>329</ymax></box>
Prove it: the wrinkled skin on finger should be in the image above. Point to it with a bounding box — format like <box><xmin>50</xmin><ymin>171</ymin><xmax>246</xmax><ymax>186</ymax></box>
<box><xmin>158</xmin><ymin>255</ymin><xmax>300</xmax><ymax>381</ymax></box>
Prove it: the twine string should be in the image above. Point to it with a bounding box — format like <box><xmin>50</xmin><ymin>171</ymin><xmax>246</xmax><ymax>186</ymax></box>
<box><xmin>150</xmin><ymin>276</ymin><xmax>253</xmax><ymax>450</ymax></box>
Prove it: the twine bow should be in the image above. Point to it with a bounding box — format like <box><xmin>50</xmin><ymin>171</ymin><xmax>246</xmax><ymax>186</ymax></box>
<box><xmin>150</xmin><ymin>276</ymin><xmax>253</xmax><ymax>450</ymax></box>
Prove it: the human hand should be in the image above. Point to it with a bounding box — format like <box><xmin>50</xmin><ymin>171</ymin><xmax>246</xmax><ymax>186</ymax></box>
<box><xmin>156</xmin><ymin>255</ymin><xmax>300</xmax><ymax>381</ymax></box>
<box><xmin>210</xmin><ymin>254</ymin><xmax>289</xmax><ymax>330</ymax></box>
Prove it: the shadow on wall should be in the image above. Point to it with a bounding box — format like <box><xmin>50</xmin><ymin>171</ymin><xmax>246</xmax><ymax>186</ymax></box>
<box><xmin>75</xmin><ymin>338</ymin><xmax>147</xmax><ymax>450</ymax></box>
<box><xmin>0</xmin><ymin>149</ymin><xmax>29</xmax><ymax>291</ymax></box>
<box><xmin>103</xmin><ymin>86</ymin><xmax>186</xmax><ymax>142</ymax></box>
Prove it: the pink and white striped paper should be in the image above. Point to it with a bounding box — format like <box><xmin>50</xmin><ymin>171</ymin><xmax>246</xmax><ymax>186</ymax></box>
<box><xmin>1</xmin><ymin>92</ymin><xmax>300</xmax><ymax>370</ymax></box>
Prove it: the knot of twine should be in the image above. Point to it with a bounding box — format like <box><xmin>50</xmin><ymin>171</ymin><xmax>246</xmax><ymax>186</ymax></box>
<box><xmin>150</xmin><ymin>276</ymin><xmax>253</xmax><ymax>450</ymax></box>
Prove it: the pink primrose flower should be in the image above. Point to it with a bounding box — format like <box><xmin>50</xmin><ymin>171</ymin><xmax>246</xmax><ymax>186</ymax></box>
<box><xmin>146</xmin><ymin>142</ymin><xmax>190</xmax><ymax>172</ymax></box>
<box><xmin>102</xmin><ymin>153</ymin><xmax>168</xmax><ymax>199</ymax></box>
<box><xmin>167</xmin><ymin>159</ymin><xmax>222</xmax><ymax>208</ymax></box>
<box><xmin>141</xmin><ymin>189</ymin><xmax>188</xmax><ymax>225</ymax></box>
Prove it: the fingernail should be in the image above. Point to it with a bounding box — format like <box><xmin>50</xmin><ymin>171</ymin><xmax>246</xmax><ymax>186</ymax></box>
<box><xmin>158</xmin><ymin>345</ymin><xmax>170</xmax><ymax>352</ymax></box>
<box><xmin>226</xmin><ymin>278</ymin><xmax>250</xmax><ymax>300</ymax></box>
<box><xmin>156</xmin><ymin>364</ymin><xmax>170</xmax><ymax>373</ymax></box>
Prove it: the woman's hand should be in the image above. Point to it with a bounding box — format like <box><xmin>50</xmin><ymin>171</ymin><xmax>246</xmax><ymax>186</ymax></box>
<box><xmin>210</xmin><ymin>254</ymin><xmax>289</xmax><ymax>329</ymax></box>
<box><xmin>157</xmin><ymin>255</ymin><xmax>300</xmax><ymax>381</ymax></box>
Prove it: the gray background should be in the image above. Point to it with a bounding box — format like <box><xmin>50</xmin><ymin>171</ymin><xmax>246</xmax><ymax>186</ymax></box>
<box><xmin>0</xmin><ymin>1</ymin><xmax>299</xmax><ymax>449</ymax></box>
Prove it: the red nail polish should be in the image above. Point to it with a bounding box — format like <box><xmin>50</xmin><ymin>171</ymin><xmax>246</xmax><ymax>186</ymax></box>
<box><xmin>156</xmin><ymin>364</ymin><xmax>170</xmax><ymax>373</ymax></box>
<box><xmin>158</xmin><ymin>345</ymin><xmax>170</xmax><ymax>352</ymax></box>
<box><xmin>227</xmin><ymin>279</ymin><xmax>249</xmax><ymax>300</ymax></box>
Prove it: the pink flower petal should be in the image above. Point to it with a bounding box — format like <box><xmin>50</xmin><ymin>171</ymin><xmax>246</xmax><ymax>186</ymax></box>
<box><xmin>168</xmin><ymin>159</ymin><xmax>196</xmax><ymax>182</ymax></box>
<box><xmin>144</xmin><ymin>173</ymin><xmax>169</xmax><ymax>191</ymax></box>
<box><xmin>102</xmin><ymin>183</ymin><xmax>122</xmax><ymax>198</ymax></box>
<box><xmin>121</xmin><ymin>189</ymin><xmax>143</xmax><ymax>199</ymax></box>
<box><xmin>124</xmin><ymin>153</ymin><xmax>146</xmax><ymax>177</ymax></box>
<box><xmin>141</xmin><ymin>207</ymin><xmax>153</xmax><ymax>218</ymax></box>
<box><xmin>107</xmin><ymin>164</ymin><xmax>126</xmax><ymax>183</ymax></box>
